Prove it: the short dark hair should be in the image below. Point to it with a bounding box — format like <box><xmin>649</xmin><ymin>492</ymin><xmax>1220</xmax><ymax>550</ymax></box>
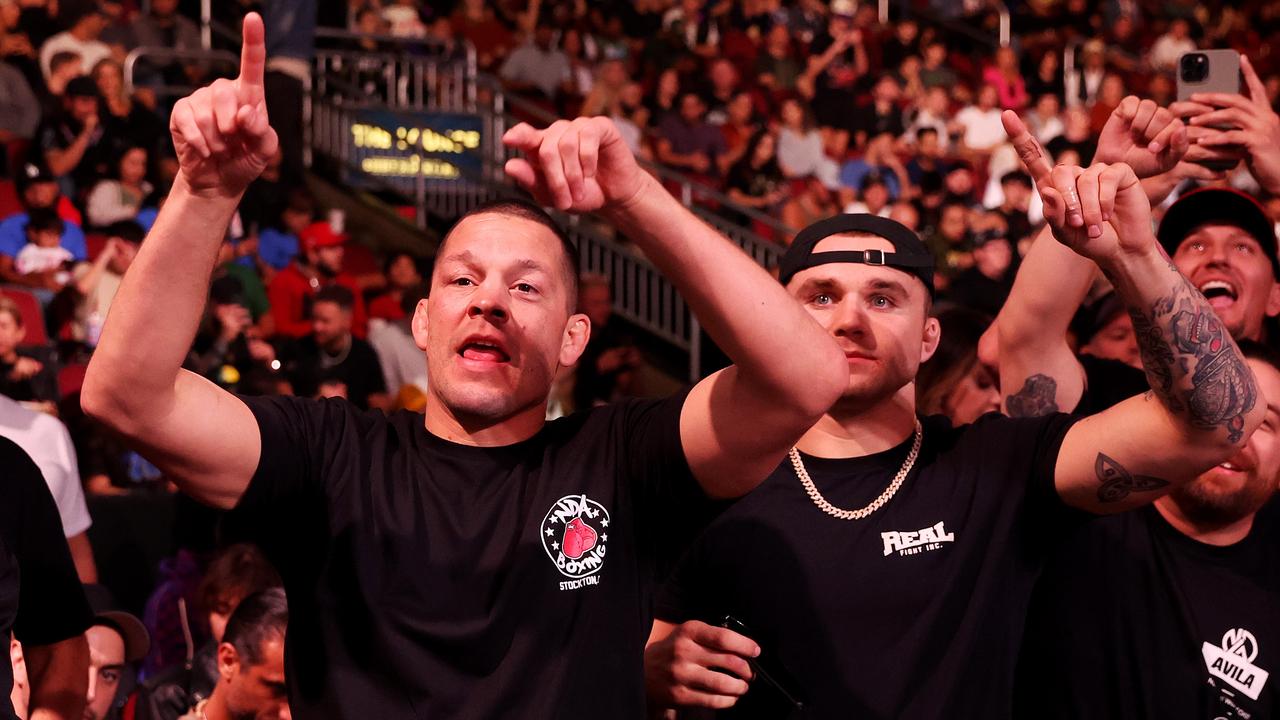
<box><xmin>1000</xmin><ymin>170</ymin><xmax>1033</xmax><ymax>189</ymax></box>
<box><xmin>198</xmin><ymin>544</ymin><xmax>281</xmax><ymax>618</ymax></box>
<box><xmin>106</xmin><ymin>220</ymin><xmax>145</xmax><ymax>244</ymax></box>
<box><xmin>50</xmin><ymin>51</ymin><xmax>81</xmax><ymax>74</ymax></box>
<box><xmin>915</xmin><ymin>127</ymin><xmax>938</xmax><ymax>142</ymax></box>
<box><xmin>25</xmin><ymin>207</ymin><xmax>63</xmax><ymax>235</ymax></box>
<box><xmin>437</xmin><ymin>199</ymin><xmax>580</xmax><ymax>302</ymax></box>
<box><xmin>222</xmin><ymin>587</ymin><xmax>288</xmax><ymax>668</ymax></box>
<box><xmin>382</xmin><ymin>251</ymin><xmax>417</xmax><ymax>276</ymax></box>
<box><xmin>314</xmin><ymin>284</ymin><xmax>355</xmax><ymax>311</ymax></box>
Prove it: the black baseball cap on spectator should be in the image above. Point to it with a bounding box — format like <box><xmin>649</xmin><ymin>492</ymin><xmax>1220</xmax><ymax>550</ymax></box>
<box><xmin>1157</xmin><ymin>188</ymin><xmax>1279</xmax><ymax>280</ymax></box>
<box><xmin>83</xmin><ymin>584</ymin><xmax>150</xmax><ymax>663</ymax></box>
<box><xmin>65</xmin><ymin>75</ymin><xmax>99</xmax><ymax>98</ymax></box>
<box><xmin>1073</xmin><ymin>292</ymin><xmax>1127</xmax><ymax>346</ymax></box>
<box><xmin>16</xmin><ymin>161</ymin><xmax>56</xmax><ymax>191</ymax></box>
<box><xmin>779</xmin><ymin>214</ymin><xmax>936</xmax><ymax>296</ymax></box>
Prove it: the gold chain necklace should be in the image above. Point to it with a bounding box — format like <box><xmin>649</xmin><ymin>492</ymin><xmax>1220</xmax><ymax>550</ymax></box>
<box><xmin>788</xmin><ymin>418</ymin><xmax>923</xmax><ymax>520</ymax></box>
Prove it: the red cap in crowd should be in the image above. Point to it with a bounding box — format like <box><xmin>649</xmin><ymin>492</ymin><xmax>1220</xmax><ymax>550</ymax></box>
<box><xmin>300</xmin><ymin>221</ymin><xmax>348</xmax><ymax>252</ymax></box>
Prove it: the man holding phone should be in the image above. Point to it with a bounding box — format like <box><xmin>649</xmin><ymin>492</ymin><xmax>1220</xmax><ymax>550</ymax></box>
<box><xmin>1174</xmin><ymin>54</ymin><xmax>1280</xmax><ymax>195</ymax></box>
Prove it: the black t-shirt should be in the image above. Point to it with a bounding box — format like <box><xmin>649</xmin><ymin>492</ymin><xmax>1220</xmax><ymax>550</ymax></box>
<box><xmin>656</xmin><ymin>412</ymin><xmax>1081</xmax><ymax>718</ymax></box>
<box><xmin>945</xmin><ymin>265</ymin><xmax>1015</xmax><ymax>318</ymax></box>
<box><xmin>0</xmin><ymin>437</ymin><xmax>93</xmax><ymax>720</ymax></box>
<box><xmin>849</xmin><ymin>103</ymin><xmax>905</xmax><ymax>140</ymax></box>
<box><xmin>1016</xmin><ymin>506</ymin><xmax>1280</xmax><ymax>719</ymax></box>
<box><xmin>1076</xmin><ymin>353</ymin><xmax>1148</xmax><ymax>416</ymax></box>
<box><xmin>233</xmin><ymin>392</ymin><xmax>706</xmax><ymax>719</ymax></box>
<box><xmin>34</xmin><ymin>113</ymin><xmax>110</xmax><ymax>195</ymax></box>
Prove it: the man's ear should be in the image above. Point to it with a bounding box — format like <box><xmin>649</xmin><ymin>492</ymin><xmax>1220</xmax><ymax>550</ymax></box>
<box><xmin>560</xmin><ymin>313</ymin><xmax>591</xmax><ymax>367</ymax></box>
<box><xmin>216</xmin><ymin>642</ymin><xmax>239</xmax><ymax>682</ymax></box>
<box><xmin>920</xmin><ymin>316</ymin><xmax>942</xmax><ymax>364</ymax></box>
<box><xmin>1265</xmin><ymin>279</ymin><xmax>1280</xmax><ymax>318</ymax></box>
<box><xmin>411</xmin><ymin>298</ymin><xmax>430</xmax><ymax>352</ymax></box>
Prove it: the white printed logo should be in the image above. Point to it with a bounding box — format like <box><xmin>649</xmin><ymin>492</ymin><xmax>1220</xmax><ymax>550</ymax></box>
<box><xmin>1203</xmin><ymin>628</ymin><xmax>1270</xmax><ymax>701</ymax></box>
<box><xmin>541</xmin><ymin>494</ymin><xmax>610</xmax><ymax>591</ymax></box>
<box><xmin>881</xmin><ymin>521</ymin><xmax>955</xmax><ymax>557</ymax></box>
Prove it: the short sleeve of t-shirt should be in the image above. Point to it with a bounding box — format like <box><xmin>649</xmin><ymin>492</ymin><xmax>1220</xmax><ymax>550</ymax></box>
<box><xmin>0</xmin><ymin>437</ymin><xmax>93</xmax><ymax>646</ymax></box>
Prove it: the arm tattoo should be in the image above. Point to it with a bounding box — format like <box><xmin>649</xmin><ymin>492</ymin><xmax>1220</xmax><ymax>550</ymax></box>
<box><xmin>1095</xmin><ymin>452</ymin><xmax>1169</xmax><ymax>503</ymax></box>
<box><xmin>1125</xmin><ymin>272</ymin><xmax>1256</xmax><ymax>443</ymax></box>
<box><xmin>1006</xmin><ymin>374</ymin><xmax>1059</xmax><ymax>418</ymax></box>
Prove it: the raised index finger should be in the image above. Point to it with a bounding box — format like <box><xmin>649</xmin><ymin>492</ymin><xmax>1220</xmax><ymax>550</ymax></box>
<box><xmin>236</xmin><ymin>12</ymin><xmax>266</xmax><ymax>104</ymax></box>
<box><xmin>1002</xmin><ymin>110</ymin><xmax>1052</xmax><ymax>184</ymax></box>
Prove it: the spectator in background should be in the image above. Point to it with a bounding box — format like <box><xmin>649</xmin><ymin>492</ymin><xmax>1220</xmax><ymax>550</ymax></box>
<box><xmin>1068</xmin><ymin>39</ymin><xmax>1107</xmax><ymax>107</ymax></box>
<box><xmin>177</xmin><ymin>589</ymin><xmax>289</xmax><ymax>720</ymax></box>
<box><xmin>755</xmin><ymin>23</ymin><xmax>802</xmax><ymax>95</ymax></box>
<box><xmin>656</xmin><ymin>92</ymin><xmax>727</xmax><ymax>177</ymax></box>
<box><xmin>850</xmin><ymin>73</ymin><xmax>905</xmax><ymax>150</ymax></box>
<box><xmin>610</xmin><ymin>82</ymin><xmax>650</xmax><ymax>159</ymax></box>
<box><xmin>92</xmin><ymin>58</ymin><xmax>165</xmax><ymax>152</ymax></box>
<box><xmin>236</xmin><ymin>148</ymin><xmax>286</xmax><ymax>239</ymax></box>
<box><xmin>839</xmin><ymin>133</ymin><xmax>907</xmax><ymax>201</ymax></box>
<box><xmin>702</xmin><ymin>58</ymin><xmax>740</xmax><ymax>126</ymax></box>
<box><xmin>571</xmin><ymin>274</ymin><xmax>640</xmax><ymax>412</ymax></box>
<box><xmin>0</xmin><ymin>56</ymin><xmax>38</xmax><ymax>144</ymax></box>
<box><xmin>82</xmin><ymin>586</ymin><xmax>150</xmax><ymax>720</ymax></box>
<box><xmin>578</xmin><ymin>59</ymin><xmax>626</xmax><ymax>118</ymax></box>
<box><xmin>984</xmin><ymin>47</ymin><xmax>1029</xmax><ymax>110</ymax></box>
<box><xmin>948</xmin><ymin>228</ymin><xmax>1017</xmax><ymax>318</ymax></box>
<box><xmin>268</xmin><ymin>220</ymin><xmax>367</xmax><ymax>340</ymax></box>
<box><xmin>41</xmin><ymin>50</ymin><xmax>84</xmax><ymax>115</ymax></box>
<box><xmin>1</xmin><ymin>437</ymin><xmax>92</xmax><ymax>720</ymax></box>
<box><xmin>906</xmin><ymin>85</ymin><xmax>952</xmax><ymax>153</ymax></box>
<box><xmin>926</xmin><ymin>201</ymin><xmax>972</xmax><ymax>275</ymax></box>
<box><xmin>1025</xmin><ymin>93</ymin><xmax>1065</xmax><ymax>143</ymax></box>
<box><xmin>718</xmin><ymin>91</ymin><xmax>759</xmax><ymax>171</ymax></box>
<box><xmin>777</xmin><ymin>97</ymin><xmax>838</xmax><ymax>188</ymax></box>
<box><xmin>38</xmin><ymin>6</ymin><xmax>110</xmax><ymax>80</ymax></box>
<box><xmin>186</xmin><ymin>279</ymin><xmax>278</xmax><ymax>395</ymax></box>
<box><xmin>85</xmin><ymin>145</ymin><xmax>151</xmax><ymax>229</ymax></box>
<box><xmin>368</xmin><ymin>282</ymin><xmax>428</xmax><ymax>409</ymax></box>
<box><xmin>0</xmin><ymin>303</ymin><xmax>57</xmax><ymax>405</ymax></box>
<box><xmin>661</xmin><ymin>0</ymin><xmax>721</xmax><ymax>58</ymax></box>
<box><xmin>844</xmin><ymin>173</ymin><xmax>893</xmax><ymax>217</ymax></box>
<box><xmin>881</xmin><ymin>18</ymin><xmax>920</xmax><ymax>69</ymax></box>
<box><xmin>11</xmin><ymin>207</ymin><xmax>73</xmax><ymax>292</ymax></box>
<box><xmin>128</xmin><ymin>0</ymin><xmax>203</xmax><ymax>90</ymax></box>
<box><xmin>254</xmin><ymin>187</ymin><xmax>312</xmax><ymax>276</ymax></box>
<box><xmin>65</xmin><ymin>220</ymin><xmax>141</xmax><ymax>348</ymax></box>
<box><xmin>781</xmin><ymin>176</ymin><xmax>839</xmax><ymax>240</ymax></box>
<box><xmin>954</xmin><ymin>85</ymin><xmax>1007</xmax><ymax>160</ymax></box>
<box><xmin>138</xmin><ymin>544</ymin><xmax>281</xmax><ymax>720</ymax></box>
<box><xmin>1045</xmin><ymin>106</ymin><xmax>1097</xmax><ymax>165</ymax></box>
<box><xmin>918</xmin><ymin>39</ymin><xmax>957</xmax><ymax>89</ymax></box>
<box><xmin>905</xmin><ymin>127</ymin><xmax>950</xmax><ymax>187</ymax></box>
<box><xmin>995</xmin><ymin>170</ymin><xmax>1034</xmax><ymax>244</ymax></box>
<box><xmin>1089</xmin><ymin>73</ymin><xmax>1126</xmax><ymax>134</ymax></box>
<box><xmin>1025</xmin><ymin>49</ymin><xmax>1066</xmax><ymax>102</ymax></box>
<box><xmin>1076</xmin><ymin>292</ymin><xmax>1140</xmax><ymax>370</ymax></box>
<box><xmin>283</xmin><ymin>284</ymin><xmax>387</xmax><ymax>411</ymax></box>
<box><xmin>0</xmin><ymin>391</ymin><xmax>97</xmax><ymax>582</ymax></box>
<box><xmin>915</xmin><ymin>306</ymin><xmax>1000</xmax><ymax>425</ymax></box>
<box><xmin>805</xmin><ymin>2</ymin><xmax>869</xmax><ymax>133</ymax></box>
<box><xmin>368</xmin><ymin>252</ymin><xmax>422</xmax><ymax>322</ymax></box>
<box><xmin>646</xmin><ymin>67</ymin><xmax>681</xmax><ymax>130</ymax></box>
<box><xmin>1149</xmin><ymin>17</ymin><xmax>1195</xmax><ymax>72</ymax></box>
<box><xmin>725</xmin><ymin>130</ymin><xmax>788</xmax><ymax>225</ymax></box>
<box><xmin>450</xmin><ymin>0</ymin><xmax>512</xmax><ymax>71</ymax></box>
<box><xmin>499</xmin><ymin>22</ymin><xmax>571</xmax><ymax>101</ymax></box>
<box><xmin>36</xmin><ymin>75</ymin><xmax>110</xmax><ymax>197</ymax></box>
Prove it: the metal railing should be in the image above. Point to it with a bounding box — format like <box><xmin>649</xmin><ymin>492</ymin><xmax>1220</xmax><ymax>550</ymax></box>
<box><xmin>122</xmin><ymin>47</ymin><xmax>239</xmax><ymax>97</ymax></box>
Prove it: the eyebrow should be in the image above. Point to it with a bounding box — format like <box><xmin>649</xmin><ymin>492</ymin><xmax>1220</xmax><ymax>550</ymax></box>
<box><xmin>865</xmin><ymin>278</ymin><xmax>910</xmax><ymax>296</ymax></box>
<box><xmin>437</xmin><ymin>250</ymin><xmax>550</xmax><ymax>275</ymax></box>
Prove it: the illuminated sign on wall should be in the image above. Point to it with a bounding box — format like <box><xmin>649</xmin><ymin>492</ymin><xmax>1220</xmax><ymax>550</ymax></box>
<box><xmin>344</xmin><ymin>109</ymin><xmax>483</xmax><ymax>187</ymax></box>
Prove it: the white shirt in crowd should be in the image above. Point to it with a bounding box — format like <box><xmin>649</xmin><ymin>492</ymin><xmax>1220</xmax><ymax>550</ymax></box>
<box><xmin>0</xmin><ymin>395</ymin><xmax>92</xmax><ymax>538</ymax></box>
<box><xmin>39</xmin><ymin>32</ymin><xmax>111</xmax><ymax>81</ymax></box>
<box><xmin>954</xmin><ymin>105</ymin><xmax>1006</xmax><ymax>151</ymax></box>
<box><xmin>1150</xmin><ymin>34</ymin><xmax>1196</xmax><ymax>72</ymax></box>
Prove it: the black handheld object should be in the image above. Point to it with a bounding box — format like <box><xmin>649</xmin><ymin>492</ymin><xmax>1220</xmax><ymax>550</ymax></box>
<box><xmin>711</xmin><ymin>616</ymin><xmax>804</xmax><ymax>718</ymax></box>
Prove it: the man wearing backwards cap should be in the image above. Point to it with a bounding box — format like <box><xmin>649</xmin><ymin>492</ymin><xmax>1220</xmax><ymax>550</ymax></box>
<box><xmin>266</xmin><ymin>220</ymin><xmax>368</xmax><ymax>339</ymax></box>
<box><xmin>81</xmin><ymin>585</ymin><xmax>150</xmax><ymax>720</ymax></box>
<box><xmin>994</xmin><ymin>93</ymin><xmax>1280</xmax><ymax>717</ymax></box>
<box><xmin>646</xmin><ymin>117</ymin><xmax>1261</xmax><ymax>715</ymax></box>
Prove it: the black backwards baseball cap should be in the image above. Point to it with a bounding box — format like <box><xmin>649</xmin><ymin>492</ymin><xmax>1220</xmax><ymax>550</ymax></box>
<box><xmin>779</xmin><ymin>214</ymin><xmax>936</xmax><ymax>296</ymax></box>
<box><xmin>1157</xmin><ymin>188</ymin><xmax>1279</xmax><ymax>280</ymax></box>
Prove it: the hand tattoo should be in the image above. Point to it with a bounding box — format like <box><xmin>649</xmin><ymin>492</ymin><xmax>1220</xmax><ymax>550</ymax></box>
<box><xmin>1126</xmin><ymin>273</ymin><xmax>1256</xmax><ymax>443</ymax></box>
<box><xmin>1095</xmin><ymin>452</ymin><xmax>1169</xmax><ymax>503</ymax></box>
<box><xmin>1006</xmin><ymin>374</ymin><xmax>1059</xmax><ymax>418</ymax></box>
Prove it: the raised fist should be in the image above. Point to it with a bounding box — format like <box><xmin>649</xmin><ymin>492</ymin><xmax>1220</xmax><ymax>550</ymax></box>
<box><xmin>502</xmin><ymin>116</ymin><xmax>647</xmax><ymax>214</ymax></box>
<box><xmin>169</xmin><ymin>12</ymin><xmax>279</xmax><ymax>199</ymax></box>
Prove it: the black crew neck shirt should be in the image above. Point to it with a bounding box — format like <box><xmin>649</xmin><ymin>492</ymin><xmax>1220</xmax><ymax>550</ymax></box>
<box><xmin>656</xmin><ymin>412</ymin><xmax>1080</xmax><ymax>718</ymax></box>
<box><xmin>235</xmin><ymin>391</ymin><xmax>706</xmax><ymax>719</ymax></box>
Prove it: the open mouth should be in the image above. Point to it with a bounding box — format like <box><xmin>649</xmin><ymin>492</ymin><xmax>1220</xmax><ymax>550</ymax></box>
<box><xmin>459</xmin><ymin>339</ymin><xmax>510</xmax><ymax>363</ymax></box>
<box><xmin>1198</xmin><ymin>279</ymin><xmax>1238</xmax><ymax>307</ymax></box>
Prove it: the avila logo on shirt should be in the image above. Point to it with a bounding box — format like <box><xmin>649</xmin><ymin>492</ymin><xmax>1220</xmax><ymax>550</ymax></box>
<box><xmin>1203</xmin><ymin>628</ymin><xmax>1271</xmax><ymax>701</ymax></box>
<box><xmin>542</xmin><ymin>494</ymin><xmax>611</xmax><ymax>591</ymax></box>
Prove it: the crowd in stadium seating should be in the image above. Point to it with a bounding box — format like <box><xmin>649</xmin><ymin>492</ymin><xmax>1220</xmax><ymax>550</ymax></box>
<box><xmin>1</xmin><ymin>0</ymin><xmax>1279</xmax><ymax>718</ymax></box>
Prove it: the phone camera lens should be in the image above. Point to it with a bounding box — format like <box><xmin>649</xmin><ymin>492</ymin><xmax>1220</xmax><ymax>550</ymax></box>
<box><xmin>1180</xmin><ymin>53</ymin><xmax>1209</xmax><ymax>83</ymax></box>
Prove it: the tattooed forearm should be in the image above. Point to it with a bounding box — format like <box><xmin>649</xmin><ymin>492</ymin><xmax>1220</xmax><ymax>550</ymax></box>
<box><xmin>1005</xmin><ymin>374</ymin><xmax>1059</xmax><ymax>418</ymax></box>
<box><xmin>1124</xmin><ymin>272</ymin><xmax>1256</xmax><ymax>443</ymax></box>
<box><xmin>1095</xmin><ymin>452</ymin><xmax>1169</xmax><ymax>503</ymax></box>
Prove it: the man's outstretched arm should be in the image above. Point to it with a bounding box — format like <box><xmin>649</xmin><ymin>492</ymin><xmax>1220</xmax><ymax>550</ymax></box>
<box><xmin>504</xmin><ymin>119</ymin><xmax>847</xmax><ymax>499</ymax></box>
<box><xmin>81</xmin><ymin>14</ymin><xmax>278</xmax><ymax>510</ymax></box>
<box><xmin>1003</xmin><ymin>110</ymin><xmax>1264</xmax><ymax>513</ymax></box>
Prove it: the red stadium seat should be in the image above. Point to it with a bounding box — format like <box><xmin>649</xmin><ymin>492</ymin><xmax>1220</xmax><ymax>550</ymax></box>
<box><xmin>0</xmin><ymin>287</ymin><xmax>48</xmax><ymax>346</ymax></box>
<box><xmin>57</xmin><ymin>362</ymin><xmax>88</xmax><ymax>398</ymax></box>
